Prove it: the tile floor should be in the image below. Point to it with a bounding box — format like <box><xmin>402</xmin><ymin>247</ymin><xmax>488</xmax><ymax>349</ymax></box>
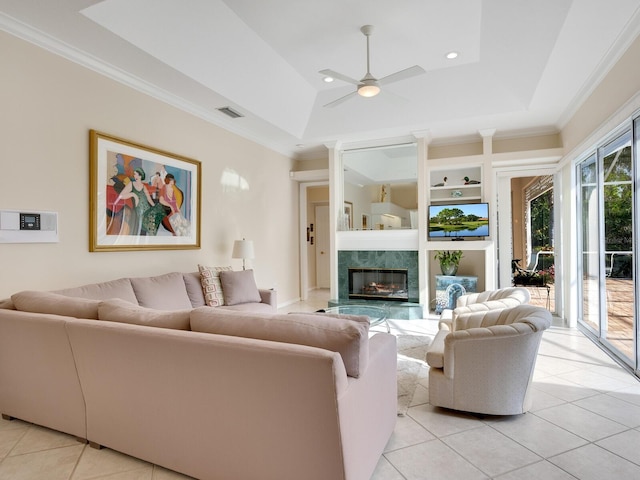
<box><xmin>1</xmin><ymin>290</ymin><xmax>639</xmax><ymax>480</ymax></box>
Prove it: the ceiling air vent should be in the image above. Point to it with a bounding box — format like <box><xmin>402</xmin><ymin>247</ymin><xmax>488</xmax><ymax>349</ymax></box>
<box><xmin>217</xmin><ymin>106</ymin><xmax>244</xmax><ymax>119</ymax></box>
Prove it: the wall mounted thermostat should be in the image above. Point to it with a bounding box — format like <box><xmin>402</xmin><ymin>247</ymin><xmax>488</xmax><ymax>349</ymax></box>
<box><xmin>0</xmin><ymin>210</ymin><xmax>58</xmax><ymax>243</ymax></box>
<box><xmin>20</xmin><ymin>213</ymin><xmax>41</xmax><ymax>230</ymax></box>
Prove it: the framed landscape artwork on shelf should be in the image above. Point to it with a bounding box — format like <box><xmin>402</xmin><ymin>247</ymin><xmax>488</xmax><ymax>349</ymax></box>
<box><xmin>89</xmin><ymin>130</ymin><xmax>201</xmax><ymax>251</ymax></box>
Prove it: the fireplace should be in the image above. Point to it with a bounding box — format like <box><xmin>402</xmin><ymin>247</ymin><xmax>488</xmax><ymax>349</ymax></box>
<box><xmin>348</xmin><ymin>267</ymin><xmax>409</xmax><ymax>302</ymax></box>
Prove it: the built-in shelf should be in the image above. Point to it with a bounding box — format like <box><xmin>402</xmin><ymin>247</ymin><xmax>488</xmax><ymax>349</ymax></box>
<box><xmin>428</xmin><ymin>165</ymin><xmax>483</xmax><ymax>204</ymax></box>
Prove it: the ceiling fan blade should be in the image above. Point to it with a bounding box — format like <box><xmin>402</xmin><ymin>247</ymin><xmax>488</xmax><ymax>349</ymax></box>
<box><xmin>378</xmin><ymin>65</ymin><xmax>425</xmax><ymax>86</ymax></box>
<box><xmin>319</xmin><ymin>69</ymin><xmax>360</xmax><ymax>86</ymax></box>
<box><xmin>323</xmin><ymin>91</ymin><xmax>358</xmax><ymax>108</ymax></box>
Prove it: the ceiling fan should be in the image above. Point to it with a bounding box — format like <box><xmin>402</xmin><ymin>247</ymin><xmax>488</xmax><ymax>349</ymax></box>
<box><xmin>320</xmin><ymin>25</ymin><xmax>425</xmax><ymax>108</ymax></box>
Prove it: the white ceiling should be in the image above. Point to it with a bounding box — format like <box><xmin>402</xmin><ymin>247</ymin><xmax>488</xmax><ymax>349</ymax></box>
<box><xmin>2</xmin><ymin>0</ymin><xmax>640</xmax><ymax>159</ymax></box>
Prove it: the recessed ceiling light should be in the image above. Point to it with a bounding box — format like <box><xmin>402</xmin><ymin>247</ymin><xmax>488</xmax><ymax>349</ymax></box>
<box><xmin>323</xmin><ymin>76</ymin><xmax>334</xmax><ymax>83</ymax></box>
<box><xmin>446</xmin><ymin>51</ymin><xmax>459</xmax><ymax>59</ymax></box>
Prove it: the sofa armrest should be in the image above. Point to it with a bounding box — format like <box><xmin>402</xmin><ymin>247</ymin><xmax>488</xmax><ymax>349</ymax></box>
<box><xmin>426</xmin><ymin>327</ymin><xmax>448</xmax><ymax>368</ymax></box>
<box><xmin>258</xmin><ymin>289</ymin><xmax>277</xmax><ymax>309</ymax></box>
<box><xmin>438</xmin><ymin>309</ymin><xmax>453</xmax><ymax>330</ymax></box>
<box><xmin>337</xmin><ymin>332</ymin><xmax>397</xmax><ymax>480</ymax></box>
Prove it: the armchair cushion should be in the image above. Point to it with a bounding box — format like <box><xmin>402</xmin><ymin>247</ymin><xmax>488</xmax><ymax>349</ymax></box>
<box><xmin>456</xmin><ymin>287</ymin><xmax>530</xmax><ymax>307</ymax></box>
<box><xmin>441</xmin><ymin>287</ymin><xmax>531</xmax><ymax>331</ymax></box>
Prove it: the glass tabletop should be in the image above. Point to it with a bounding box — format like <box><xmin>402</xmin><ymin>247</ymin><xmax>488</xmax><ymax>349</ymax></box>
<box><xmin>323</xmin><ymin>304</ymin><xmax>389</xmax><ymax>328</ymax></box>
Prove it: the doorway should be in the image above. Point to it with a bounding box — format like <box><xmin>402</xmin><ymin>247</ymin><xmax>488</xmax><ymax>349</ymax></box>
<box><xmin>511</xmin><ymin>176</ymin><xmax>556</xmax><ymax>311</ymax></box>
<box><xmin>496</xmin><ymin>167</ymin><xmax>559</xmax><ymax>315</ymax></box>
<box><xmin>314</xmin><ymin>205</ymin><xmax>330</xmax><ymax>288</ymax></box>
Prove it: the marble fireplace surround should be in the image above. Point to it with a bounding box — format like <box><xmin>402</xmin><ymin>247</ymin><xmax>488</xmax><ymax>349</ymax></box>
<box><xmin>337</xmin><ymin>250</ymin><xmax>419</xmax><ymax>303</ymax></box>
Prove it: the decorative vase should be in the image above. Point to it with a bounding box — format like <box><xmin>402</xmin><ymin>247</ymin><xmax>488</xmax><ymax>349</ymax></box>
<box><xmin>440</xmin><ymin>263</ymin><xmax>458</xmax><ymax>276</ymax></box>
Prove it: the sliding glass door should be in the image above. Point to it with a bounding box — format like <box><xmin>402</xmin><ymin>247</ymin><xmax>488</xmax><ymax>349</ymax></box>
<box><xmin>602</xmin><ymin>135</ymin><xmax>634</xmax><ymax>360</ymax></box>
<box><xmin>579</xmin><ymin>154</ymin><xmax>600</xmax><ymax>333</ymax></box>
<box><xmin>577</xmin><ymin>129</ymin><xmax>636</xmax><ymax>369</ymax></box>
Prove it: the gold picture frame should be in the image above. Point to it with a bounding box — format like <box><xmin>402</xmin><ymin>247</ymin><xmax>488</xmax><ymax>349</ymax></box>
<box><xmin>89</xmin><ymin>130</ymin><xmax>201</xmax><ymax>251</ymax></box>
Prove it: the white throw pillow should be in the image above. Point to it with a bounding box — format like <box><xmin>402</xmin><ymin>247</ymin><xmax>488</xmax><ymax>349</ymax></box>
<box><xmin>198</xmin><ymin>265</ymin><xmax>233</xmax><ymax>306</ymax></box>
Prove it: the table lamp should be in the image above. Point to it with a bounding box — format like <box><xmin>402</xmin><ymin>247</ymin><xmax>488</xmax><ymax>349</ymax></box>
<box><xmin>232</xmin><ymin>238</ymin><xmax>254</xmax><ymax>270</ymax></box>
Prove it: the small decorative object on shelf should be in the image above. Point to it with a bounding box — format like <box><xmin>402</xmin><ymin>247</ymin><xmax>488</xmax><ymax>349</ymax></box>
<box><xmin>451</xmin><ymin>189</ymin><xmax>463</xmax><ymax>198</ymax></box>
<box><xmin>434</xmin><ymin>250</ymin><xmax>463</xmax><ymax>276</ymax></box>
<box><xmin>432</xmin><ymin>176</ymin><xmax>448</xmax><ymax>187</ymax></box>
<box><xmin>463</xmin><ymin>176</ymin><xmax>481</xmax><ymax>185</ymax></box>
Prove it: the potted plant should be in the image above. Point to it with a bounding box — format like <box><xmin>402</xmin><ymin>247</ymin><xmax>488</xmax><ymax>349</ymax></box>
<box><xmin>513</xmin><ymin>265</ymin><xmax>554</xmax><ymax>286</ymax></box>
<box><xmin>434</xmin><ymin>250</ymin><xmax>463</xmax><ymax>276</ymax></box>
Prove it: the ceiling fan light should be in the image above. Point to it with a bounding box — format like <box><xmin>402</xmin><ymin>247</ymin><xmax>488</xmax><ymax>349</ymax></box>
<box><xmin>358</xmin><ymin>84</ymin><xmax>380</xmax><ymax>97</ymax></box>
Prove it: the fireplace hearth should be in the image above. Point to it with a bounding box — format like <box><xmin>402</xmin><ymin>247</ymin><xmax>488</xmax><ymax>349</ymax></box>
<box><xmin>348</xmin><ymin>267</ymin><xmax>408</xmax><ymax>302</ymax></box>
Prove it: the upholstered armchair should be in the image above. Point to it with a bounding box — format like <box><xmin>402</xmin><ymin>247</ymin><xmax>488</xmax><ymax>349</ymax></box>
<box><xmin>439</xmin><ymin>287</ymin><xmax>531</xmax><ymax>330</ymax></box>
<box><xmin>426</xmin><ymin>304</ymin><xmax>551</xmax><ymax>415</ymax></box>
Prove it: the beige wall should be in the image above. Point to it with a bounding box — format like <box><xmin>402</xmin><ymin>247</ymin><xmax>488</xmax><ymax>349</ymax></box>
<box><xmin>557</xmin><ymin>33</ymin><xmax>640</xmax><ymax>324</ymax></box>
<box><xmin>562</xmin><ymin>34</ymin><xmax>640</xmax><ymax>154</ymax></box>
<box><xmin>0</xmin><ymin>32</ymin><xmax>300</xmax><ymax>303</ymax></box>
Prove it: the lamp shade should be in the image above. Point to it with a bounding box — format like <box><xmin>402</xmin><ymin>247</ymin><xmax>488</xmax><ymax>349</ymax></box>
<box><xmin>232</xmin><ymin>239</ymin><xmax>254</xmax><ymax>270</ymax></box>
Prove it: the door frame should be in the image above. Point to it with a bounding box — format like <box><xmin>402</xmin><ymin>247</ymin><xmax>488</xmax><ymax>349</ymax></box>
<box><xmin>314</xmin><ymin>204</ymin><xmax>330</xmax><ymax>288</ymax></box>
<box><xmin>299</xmin><ymin>181</ymin><xmax>329</xmax><ymax>301</ymax></box>
<box><xmin>495</xmin><ymin>165</ymin><xmax>562</xmax><ymax>318</ymax></box>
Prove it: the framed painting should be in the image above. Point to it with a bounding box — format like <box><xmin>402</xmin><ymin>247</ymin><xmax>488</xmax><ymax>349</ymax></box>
<box><xmin>89</xmin><ymin>130</ymin><xmax>201</xmax><ymax>251</ymax></box>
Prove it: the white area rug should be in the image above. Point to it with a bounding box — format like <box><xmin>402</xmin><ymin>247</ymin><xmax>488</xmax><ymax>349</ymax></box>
<box><xmin>396</xmin><ymin>335</ymin><xmax>431</xmax><ymax>416</ymax></box>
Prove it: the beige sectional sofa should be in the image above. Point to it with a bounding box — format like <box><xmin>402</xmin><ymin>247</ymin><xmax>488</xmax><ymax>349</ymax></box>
<box><xmin>0</xmin><ymin>271</ymin><xmax>397</xmax><ymax>480</ymax></box>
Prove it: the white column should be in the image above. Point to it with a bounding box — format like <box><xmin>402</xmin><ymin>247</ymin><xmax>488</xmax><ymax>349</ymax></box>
<box><xmin>413</xmin><ymin>130</ymin><xmax>431</xmax><ymax>311</ymax></box>
<box><xmin>325</xmin><ymin>140</ymin><xmax>342</xmax><ymax>299</ymax></box>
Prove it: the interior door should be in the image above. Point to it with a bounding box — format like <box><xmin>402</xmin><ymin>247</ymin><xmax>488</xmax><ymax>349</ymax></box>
<box><xmin>315</xmin><ymin>205</ymin><xmax>330</xmax><ymax>288</ymax></box>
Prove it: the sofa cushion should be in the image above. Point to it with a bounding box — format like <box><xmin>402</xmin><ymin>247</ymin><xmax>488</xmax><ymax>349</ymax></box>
<box><xmin>54</xmin><ymin>277</ymin><xmax>138</xmax><ymax>304</ymax></box>
<box><xmin>183</xmin><ymin>272</ymin><xmax>207</xmax><ymax>308</ymax></box>
<box><xmin>198</xmin><ymin>265</ymin><xmax>233</xmax><ymax>307</ymax></box>
<box><xmin>130</xmin><ymin>272</ymin><xmax>193</xmax><ymax>310</ymax></box>
<box><xmin>0</xmin><ymin>298</ymin><xmax>15</xmax><ymax>310</ymax></box>
<box><xmin>217</xmin><ymin>303</ymin><xmax>275</xmax><ymax>313</ymax></box>
<box><xmin>11</xmin><ymin>290</ymin><xmax>100</xmax><ymax>319</ymax></box>
<box><xmin>219</xmin><ymin>269</ymin><xmax>261</xmax><ymax>306</ymax></box>
<box><xmin>190</xmin><ymin>308</ymin><xmax>369</xmax><ymax>378</ymax></box>
<box><xmin>292</xmin><ymin>311</ymin><xmax>370</xmax><ymax>326</ymax></box>
<box><xmin>98</xmin><ymin>298</ymin><xmax>191</xmax><ymax>330</ymax></box>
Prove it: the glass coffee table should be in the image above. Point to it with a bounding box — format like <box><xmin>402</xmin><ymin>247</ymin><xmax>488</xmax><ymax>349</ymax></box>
<box><xmin>323</xmin><ymin>304</ymin><xmax>390</xmax><ymax>332</ymax></box>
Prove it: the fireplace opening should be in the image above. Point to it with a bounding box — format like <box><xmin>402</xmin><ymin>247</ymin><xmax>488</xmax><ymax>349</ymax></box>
<box><xmin>348</xmin><ymin>268</ymin><xmax>408</xmax><ymax>302</ymax></box>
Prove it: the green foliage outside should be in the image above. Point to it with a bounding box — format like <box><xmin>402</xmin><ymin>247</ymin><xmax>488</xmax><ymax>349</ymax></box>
<box><xmin>428</xmin><ymin>207</ymin><xmax>488</xmax><ymax>235</ymax></box>
<box><xmin>603</xmin><ymin>146</ymin><xmax>633</xmax><ymax>253</ymax></box>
